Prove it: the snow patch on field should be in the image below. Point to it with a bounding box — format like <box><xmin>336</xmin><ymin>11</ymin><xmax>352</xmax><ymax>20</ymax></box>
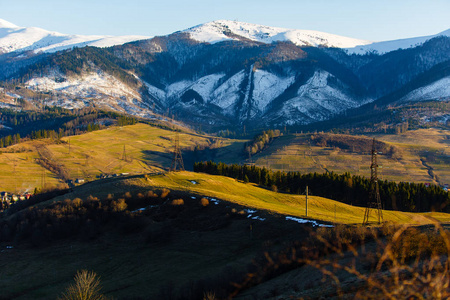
<box><xmin>207</xmin><ymin>197</ymin><xmax>220</xmax><ymax>205</ymax></box>
<box><xmin>286</xmin><ymin>216</ymin><xmax>334</xmax><ymax>227</ymax></box>
<box><xmin>245</xmin><ymin>209</ymin><xmax>266</xmax><ymax>221</ymax></box>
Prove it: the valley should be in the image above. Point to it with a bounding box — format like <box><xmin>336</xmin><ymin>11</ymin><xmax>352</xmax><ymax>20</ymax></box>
<box><xmin>0</xmin><ymin>15</ymin><xmax>449</xmax><ymax>300</ymax></box>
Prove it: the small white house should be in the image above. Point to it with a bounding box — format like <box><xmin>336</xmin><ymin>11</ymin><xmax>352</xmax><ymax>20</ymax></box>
<box><xmin>75</xmin><ymin>178</ymin><xmax>85</xmax><ymax>184</ymax></box>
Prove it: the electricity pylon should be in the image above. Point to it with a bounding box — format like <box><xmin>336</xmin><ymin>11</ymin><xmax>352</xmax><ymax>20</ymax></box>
<box><xmin>363</xmin><ymin>138</ymin><xmax>383</xmax><ymax>225</ymax></box>
<box><xmin>170</xmin><ymin>133</ymin><xmax>184</xmax><ymax>171</ymax></box>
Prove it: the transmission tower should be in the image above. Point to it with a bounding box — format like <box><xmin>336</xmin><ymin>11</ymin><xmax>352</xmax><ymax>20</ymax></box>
<box><xmin>363</xmin><ymin>138</ymin><xmax>383</xmax><ymax>225</ymax></box>
<box><xmin>170</xmin><ymin>133</ymin><xmax>184</xmax><ymax>171</ymax></box>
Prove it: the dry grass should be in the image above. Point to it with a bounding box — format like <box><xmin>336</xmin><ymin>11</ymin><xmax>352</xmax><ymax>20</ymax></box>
<box><xmin>299</xmin><ymin>221</ymin><xmax>450</xmax><ymax>299</ymax></box>
<box><xmin>0</xmin><ymin>123</ymin><xmax>247</xmax><ymax>192</ymax></box>
<box><xmin>253</xmin><ymin>129</ymin><xmax>450</xmax><ymax>185</ymax></box>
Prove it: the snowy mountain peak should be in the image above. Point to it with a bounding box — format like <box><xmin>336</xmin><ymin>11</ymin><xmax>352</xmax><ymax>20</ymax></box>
<box><xmin>0</xmin><ymin>18</ymin><xmax>151</xmax><ymax>54</ymax></box>
<box><xmin>185</xmin><ymin>20</ymin><xmax>372</xmax><ymax>48</ymax></box>
<box><xmin>0</xmin><ymin>18</ymin><xmax>19</xmax><ymax>29</ymax></box>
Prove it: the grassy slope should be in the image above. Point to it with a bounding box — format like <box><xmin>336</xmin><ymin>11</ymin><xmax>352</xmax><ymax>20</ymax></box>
<box><xmin>375</xmin><ymin>128</ymin><xmax>450</xmax><ymax>185</ymax></box>
<box><xmin>2</xmin><ymin>124</ymin><xmax>448</xmax><ymax>194</ymax></box>
<box><xmin>0</xmin><ymin>210</ymin><xmax>298</xmax><ymax>300</ymax></box>
<box><xmin>49</xmin><ymin>171</ymin><xmax>450</xmax><ymax>226</ymax></box>
<box><xmin>2</xmin><ymin>171</ymin><xmax>450</xmax><ymax>299</ymax></box>
<box><xmin>0</xmin><ymin>123</ymin><xmax>246</xmax><ymax>193</ymax></box>
<box><xmin>252</xmin><ymin>128</ymin><xmax>450</xmax><ymax>185</ymax></box>
<box><xmin>0</xmin><ymin>148</ymin><xmax>60</xmax><ymax>193</ymax></box>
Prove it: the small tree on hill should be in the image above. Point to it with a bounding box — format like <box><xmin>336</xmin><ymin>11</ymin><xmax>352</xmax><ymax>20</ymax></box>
<box><xmin>244</xmin><ymin>175</ymin><xmax>249</xmax><ymax>183</ymax></box>
<box><xmin>59</xmin><ymin>270</ymin><xmax>106</xmax><ymax>300</ymax></box>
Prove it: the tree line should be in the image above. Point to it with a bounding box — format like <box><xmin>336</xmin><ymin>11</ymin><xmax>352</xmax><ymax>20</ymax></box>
<box><xmin>244</xmin><ymin>129</ymin><xmax>281</xmax><ymax>156</ymax></box>
<box><xmin>193</xmin><ymin>161</ymin><xmax>450</xmax><ymax>213</ymax></box>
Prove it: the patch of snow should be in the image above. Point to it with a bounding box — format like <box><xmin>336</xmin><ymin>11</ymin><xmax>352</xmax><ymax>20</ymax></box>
<box><xmin>132</xmin><ymin>205</ymin><xmax>158</xmax><ymax>213</ymax></box>
<box><xmin>210</xmin><ymin>70</ymin><xmax>246</xmax><ymax>112</ymax></box>
<box><xmin>190</xmin><ymin>73</ymin><xmax>225</xmax><ymax>101</ymax></box>
<box><xmin>245</xmin><ymin>209</ymin><xmax>265</xmax><ymax>221</ymax></box>
<box><xmin>0</xmin><ymin>102</ymin><xmax>15</xmax><ymax>109</ymax></box>
<box><xmin>144</xmin><ymin>82</ymin><xmax>166</xmax><ymax>102</ymax></box>
<box><xmin>285</xmin><ymin>216</ymin><xmax>334</xmax><ymax>227</ymax></box>
<box><xmin>132</xmin><ymin>207</ymin><xmax>147</xmax><ymax>212</ymax></box>
<box><xmin>0</xmin><ymin>124</ymin><xmax>13</xmax><ymax>130</ymax></box>
<box><xmin>276</xmin><ymin>70</ymin><xmax>366</xmax><ymax>125</ymax></box>
<box><xmin>207</xmin><ymin>197</ymin><xmax>220</xmax><ymax>205</ymax></box>
<box><xmin>191</xmin><ymin>196</ymin><xmax>196</xmax><ymax>199</ymax></box>
<box><xmin>400</xmin><ymin>77</ymin><xmax>450</xmax><ymax>102</ymax></box>
<box><xmin>190</xmin><ymin>180</ymin><xmax>198</xmax><ymax>185</ymax></box>
<box><xmin>26</xmin><ymin>71</ymin><xmax>140</xmax><ymax>100</ymax></box>
<box><xmin>24</xmin><ymin>70</ymin><xmax>159</xmax><ymax>119</ymax></box>
<box><xmin>6</xmin><ymin>92</ymin><xmax>22</xmax><ymax>98</ymax></box>
<box><xmin>252</xmin><ymin>70</ymin><xmax>295</xmax><ymax>111</ymax></box>
<box><xmin>167</xmin><ymin>80</ymin><xmax>193</xmax><ymax>99</ymax></box>
<box><xmin>296</xmin><ymin>70</ymin><xmax>358</xmax><ymax>111</ymax></box>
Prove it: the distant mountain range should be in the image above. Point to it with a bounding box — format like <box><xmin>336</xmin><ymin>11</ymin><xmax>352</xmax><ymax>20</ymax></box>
<box><xmin>0</xmin><ymin>19</ymin><xmax>150</xmax><ymax>54</ymax></box>
<box><xmin>0</xmin><ymin>19</ymin><xmax>449</xmax><ymax>131</ymax></box>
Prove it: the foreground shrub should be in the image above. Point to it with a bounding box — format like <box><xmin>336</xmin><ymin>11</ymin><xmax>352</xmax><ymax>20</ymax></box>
<box><xmin>304</xmin><ymin>221</ymin><xmax>450</xmax><ymax>299</ymax></box>
<box><xmin>200</xmin><ymin>198</ymin><xmax>209</xmax><ymax>207</ymax></box>
<box><xmin>171</xmin><ymin>199</ymin><xmax>184</xmax><ymax>206</ymax></box>
<box><xmin>59</xmin><ymin>270</ymin><xmax>106</xmax><ymax>300</ymax></box>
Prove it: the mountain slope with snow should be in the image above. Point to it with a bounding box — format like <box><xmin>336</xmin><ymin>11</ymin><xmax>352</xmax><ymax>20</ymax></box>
<box><xmin>346</xmin><ymin>29</ymin><xmax>450</xmax><ymax>55</ymax></box>
<box><xmin>0</xmin><ymin>18</ymin><xmax>150</xmax><ymax>54</ymax></box>
<box><xmin>400</xmin><ymin>76</ymin><xmax>450</xmax><ymax>103</ymax></box>
<box><xmin>0</xmin><ymin>18</ymin><xmax>449</xmax><ymax>130</ymax></box>
<box><xmin>185</xmin><ymin>20</ymin><xmax>372</xmax><ymax>48</ymax></box>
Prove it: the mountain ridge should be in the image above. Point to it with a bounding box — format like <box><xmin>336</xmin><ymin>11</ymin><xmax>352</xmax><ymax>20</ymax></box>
<box><xmin>0</xmin><ymin>18</ymin><xmax>151</xmax><ymax>54</ymax></box>
<box><xmin>0</xmin><ymin>18</ymin><xmax>449</xmax><ymax>131</ymax></box>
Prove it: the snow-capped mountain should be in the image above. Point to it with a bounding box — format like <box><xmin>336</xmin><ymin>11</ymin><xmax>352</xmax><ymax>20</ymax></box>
<box><xmin>0</xmin><ymin>19</ymin><xmax>449</xmax><ymax>130</ymax></box>
<box><xmin>0</xmin><ymin>18</ymin><xmax>150</xmax><ymax>54</ymax></box>
<box><xmin>346</xmin><ymin>29</ymin><xmax>450</xmax><ymax>55</ymax></box>
<box><xmin>185</xmin><ymin>20</ymin><xmax>372</xmax><ymax>48</ymax></box>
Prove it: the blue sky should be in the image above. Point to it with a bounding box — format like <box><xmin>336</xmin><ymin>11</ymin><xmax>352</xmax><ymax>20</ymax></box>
<box><xmin>1</xmin><ymin>0</ymin><xmax>449</xmax><ymax>41</ymax></box>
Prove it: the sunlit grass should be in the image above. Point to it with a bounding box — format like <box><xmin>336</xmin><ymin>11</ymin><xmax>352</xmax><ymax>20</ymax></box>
<box><xmin>140</xmin><ymin>171</ymin><xmax>450</xmax><ymax>225</ymax></box>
